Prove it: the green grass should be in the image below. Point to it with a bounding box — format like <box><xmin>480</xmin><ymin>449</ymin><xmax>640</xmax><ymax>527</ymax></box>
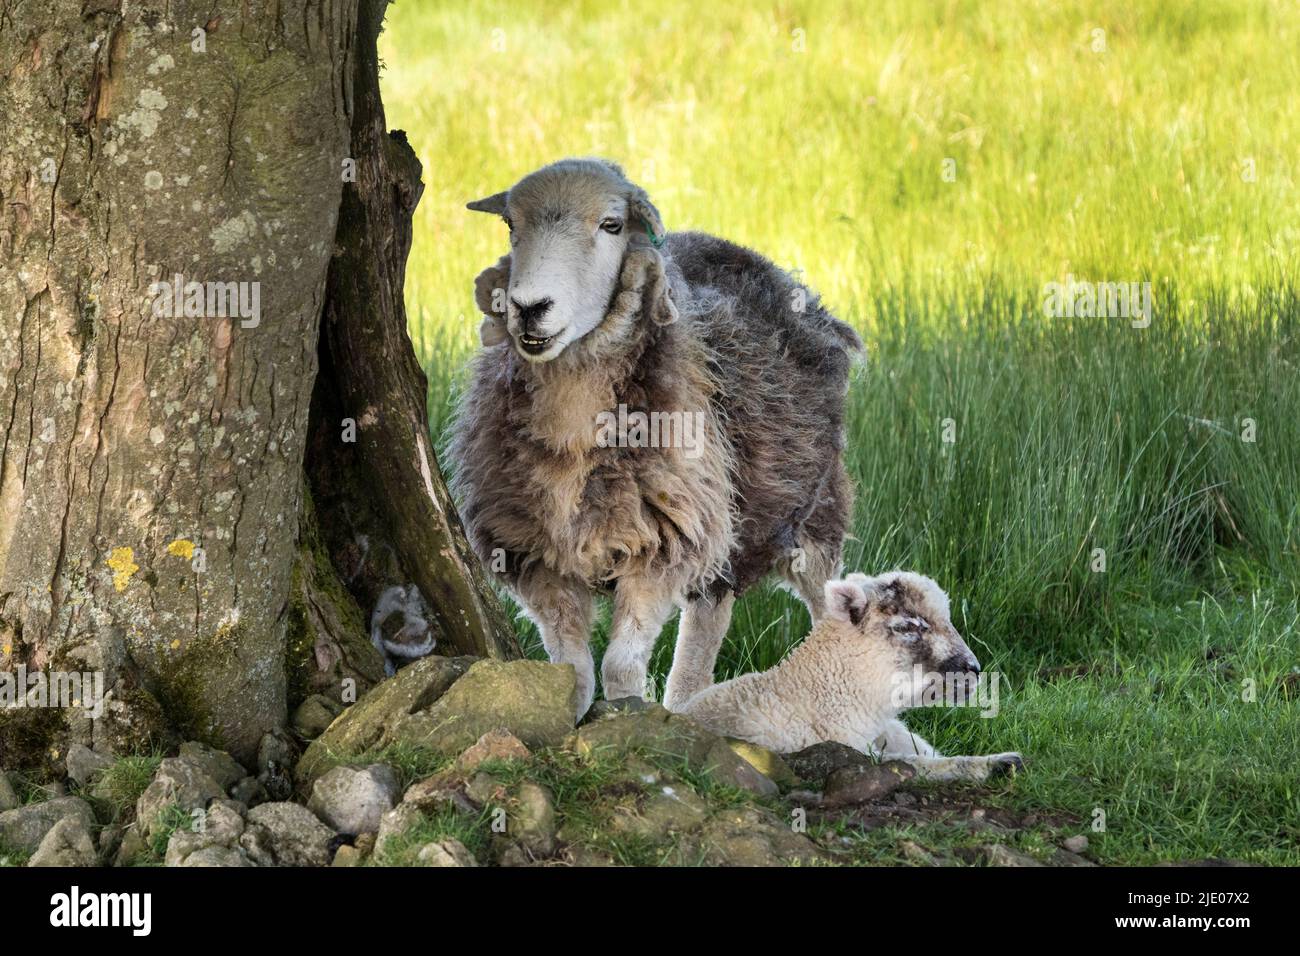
<box><xmin>379</xmin><ymin>0</ymin><xmax>1300</xmax><ymax>864</ymax></box>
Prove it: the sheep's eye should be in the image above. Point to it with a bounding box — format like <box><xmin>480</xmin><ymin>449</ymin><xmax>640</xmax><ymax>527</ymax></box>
<box><xmin>600</xmin><ymin>218</ymin><xmax>623</xmax><ymax>235</ymax></box>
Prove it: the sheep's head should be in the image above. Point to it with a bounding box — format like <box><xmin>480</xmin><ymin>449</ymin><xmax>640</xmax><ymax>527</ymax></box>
<box><xmin>467</xmin><ymin>158</ymin><xmax>675</xmax><ymax>363</ymax></box>
<box><xmin>824</xmin><ymin>571</ymin><xmax>982</xmax><ymax>709</ymax></box>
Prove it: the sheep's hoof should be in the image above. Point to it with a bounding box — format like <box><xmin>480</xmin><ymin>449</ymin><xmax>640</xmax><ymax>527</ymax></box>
<box><xmin>990</xmin><ymin>753</ymin><xmax>1025</xmax><ymax>778</ymax></box>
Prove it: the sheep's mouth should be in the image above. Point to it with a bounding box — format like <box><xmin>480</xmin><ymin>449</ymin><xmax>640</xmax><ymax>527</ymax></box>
<box><xmin>517</xmin><ymin>332</ymin><xmax>556</xmax><ymax>355</ymax></box>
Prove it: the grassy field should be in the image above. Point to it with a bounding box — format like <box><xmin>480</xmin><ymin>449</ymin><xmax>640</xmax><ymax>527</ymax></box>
<box><xmin>379</xmin><ymin>0</ymin><xmax>1300</xmax><ymax>864</ymax></box>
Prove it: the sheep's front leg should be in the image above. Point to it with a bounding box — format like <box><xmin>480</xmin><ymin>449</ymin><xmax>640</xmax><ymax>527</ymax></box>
<box><xmin>602</xmin><ymin>579</ymin><xmax>676</xmax><ymax>702</ymax></box>
<box><xmin>876</xmin><ymin>719</ymin><xmax>1023</xmax><ymax>782</ymax></box>
<box><xmin>515</xmin><ymin>568</ymin><xmax>596</xmax><ymax>718</ymax></box>
<box><xmin>663</xmin><ymin>592</ymin><xmax>735</xmax><ymax>710</ymax></box>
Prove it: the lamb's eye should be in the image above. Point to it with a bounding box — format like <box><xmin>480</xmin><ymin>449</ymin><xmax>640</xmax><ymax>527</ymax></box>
<box><xmin>890</xmin><ymin>616</ymin><xmax>929</xmax><ymax>638</ymax></box>
<box><xmin>600</xmin><ymin>217</ymin><xmax>623</xmax><ymax>235</ymax></box>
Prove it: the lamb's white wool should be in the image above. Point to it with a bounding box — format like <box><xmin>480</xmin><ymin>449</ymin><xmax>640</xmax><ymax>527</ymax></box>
<box><xmin>674</xmin><ymin>571</ymin><xmax>1023</xmax><ymax>783</ymax></box>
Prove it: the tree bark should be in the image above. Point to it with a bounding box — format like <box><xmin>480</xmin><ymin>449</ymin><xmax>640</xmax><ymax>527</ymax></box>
<box><xmin>0</xmin><ymin>0</ymin><xmax>516</xmax><ymax>768</ymax></box>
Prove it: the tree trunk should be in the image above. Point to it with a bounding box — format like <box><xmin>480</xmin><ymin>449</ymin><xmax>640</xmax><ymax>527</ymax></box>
<box><xmin>0</xmin><ymin>0</ymin><xmax>516</xmax><ymax>768</ymax></box>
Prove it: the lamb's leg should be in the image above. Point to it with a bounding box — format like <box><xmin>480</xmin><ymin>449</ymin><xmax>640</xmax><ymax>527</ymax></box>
<box><xmin>892</xmin><ymin>752</ymin><xmax>1025</xmax><ymax>783</ymax></box>
<box><xmin>602</xmin><ymin>580</ymin><xmax>676</xmax><ymax>702</ymax></box>
<box><xmin>515</xmin><ymin>568</ymin><xmax>596</xmax><ymax>718</ymax></box>
<box><xmin>877</xmin><ymin>719</ymin><xmax>1023</xmax><ymax>782</ymax></box>
<box><xmin>663</xmin><ymin>592</ymin><xmax>735</xmax><ymax>710</ymax></box>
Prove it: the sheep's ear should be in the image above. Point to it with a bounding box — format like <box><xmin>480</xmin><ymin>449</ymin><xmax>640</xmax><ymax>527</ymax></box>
<box><xmin>824</xmin><ymin>580</ymin><xmax>868</xmax><ymax>626</ymax></box>
<box><xmin>474</xmin><ymin>253</ymin><xmax>511</xmax><ymax>318</ymax></box>
<box><xmin>642</xmin><ymin>250</ymin><xmax>678</xmax><ymax>326</ymax></box>
<box><xmin>628</xmin><ymin>185</ymin><xmax>667</xmax><ymax>245</ymax></box>
<box><xmin>466</xmin><ymin>191</ymin><xmax>509</xmax><ymax>215</ymax></box>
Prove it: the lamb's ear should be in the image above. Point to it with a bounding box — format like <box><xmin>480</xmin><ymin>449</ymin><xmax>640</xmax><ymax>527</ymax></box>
<box><xmin>824</xmin><ymin>580</ymin><xmax>868</xmax><ymax>626</ymax></box>
<box><xmin>466</xmin><ymin>191</ymin><xmax>509</xmax><ymax>215</ymax></box>
<box><xmin>628</xmin><ymin>185</ymin><xmax>667</xmax><ymax>246</ymax></box>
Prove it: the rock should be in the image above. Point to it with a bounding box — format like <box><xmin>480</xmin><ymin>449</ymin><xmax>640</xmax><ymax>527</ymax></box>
<box><xmin>961</xmin><ymin>844</ymin><xmax>1045</xmax><ymax>867</ymax></box>
<box><xmin>0</xmin><ymin>796</ymin><xmax>96</xmax><ymax>854</ymax></box>
<box><xmin>239</xmin><ymin>802</ymin><xmax>335</xmax><ymax>867</ymax></box>
<box><xmin>403</xmin><ymin>775</ymin><xmax>479</xmax><ymax>817</ymax></box>
<box><xmin>228</xmin><ymin>776</ymin><xmax>268</xmax><ymax>807</ymax></box>
<box><xmin>164</xmin><ymin>799</ymin><xmax>247</xmax><ymax>867</ymax></box>
<box><xmin>397</xmin><ymin>659</ymin><xmax>577</xmax><ymax>755</ymax></box>
<box><xmin>727</xmin><ymin>740</ymin><xmax>800</xmax><ymax>789</ymax></box>
<box><xmin>308</xmin><ymin>764</ymin><xmax>400</xmax><ymax>835</ymax></box>
<box><xmin>1062</xmin><ymin>834</ymin><xmax>1089</xmax><ymax>854</ymax></box>
<box><xmin>0</xmin><ymin>771</ymin><xmax>17</xmax><ymax>812</ymax></box>
<box><xmin>296</xmin><ymin>655</ymin><xmax>479</xmax><ymax>789</ymax></box>
<box><xmin>135</xmin><ymin>758</ymin><xmax>226</xmax><ymax>842</ymax></box>
<box><xmin>292</xmin><ymin>695</ymin><xmax>344</xmax><ymax>740</ymax></box>
<box><xmin>610</xmin><ymin>783</ymin><xmax>709</xmax><ymax>840</ymax></box>
<box><xmin>584</xmin><ymin>696</ymin><xmax>659</xmax><ymax>720</ymax></box>
<box><xmin>331</xmin><ymin>845</ymin><xmax>366</xmax><ymax>867</ymax></box>
<box><xmin>1050</xmin><ymin>847</ymin><xmax>1097</xmax><ymax>867</ymax></box>
<box><xmin>257</xmin><ymin>731</ymin><xmax>298</xmax><ymax>777</ymax></box>
<box><xmin>565</xmin><ymin>846</ymin><xmax>617</xmax><ymax>866</ymax></box>
<box><xmin>178</xmin><ymin>742</ymin><xmax>247</xmax><ymax>790</ymax></box>
<box><xmin>416</xmin><ymin>838</ymin><xmax>477</xmax><ymax>867</ymax></box>
<box><xmin>465</xmin><ymin>772</ymin><xmax>509</xmax><ymax>807</ymax></box>
<box><xmin>821</xmin><ymin>761</ymin><xmax>916</xmax><ymax>807</ymax></box>
<box><xmin>782</xmin><ymin>741</ymin><xmax>873</xmax><ymax>783</ymax></box>
<box><xmin>27</xmin><ymin>816</ymin><xmax>98</xmax><ymax>867</ymax></box>
<box><xmin>180</xmin><ymin>846</ymin><xmax>253</xmax><ymax>867</ymax></box>
<box><xmin>97</xmin><ymin>824</ymin><xmax>123</xmax><ymax>859</ymax></box>
<box><xmin>508</xmin><ymin>782</ymin><xmax>556</xmax><ymax>857</ymax></box>
<box><xmin>65</xmin><ymin>744</ymin><xmax>114</xmax><ymax>788</ymax></box>
<box><xmin>572</xmin><ymin>706</ymin><xmax>778</xmax><ymax>795</ymax></box>
<box><xmin>693</xmin><ymin>807</ymin><xmax>825</xmax><ymax>866</ymax></box>
<box><xmin>375</xmin><ymin>803</ymin><xmax>424</xmax><ymax>858</ymax></box>
<box><xmin>704</xmin><ymin>738</ymin><xmax>780</xmax><ymax>796</ymax></box>
<box><xmin>899</xmin><ymin>839</ymin><xmax>940</xmax><ymax>866</ymax></box>
<box><xmin>455</xmin><ymin>728</ymin><xmax>531</xmax><ymax>773</ymax></box>
<box><xmin>256</xmin><ymin>731</ymin><xmax>298</xmax><ymax>801</ymax></box>
<box><xmin>112</xmin><ymin>828</ymin><xmax>147</xmax><ymax>867</ymax></box>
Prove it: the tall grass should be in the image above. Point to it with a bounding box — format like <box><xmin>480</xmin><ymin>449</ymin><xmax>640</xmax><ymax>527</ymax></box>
<box><xmin>379</xmin><ymin>0</ymin><xmax>1300</xmax><ymax>861</ymax></box>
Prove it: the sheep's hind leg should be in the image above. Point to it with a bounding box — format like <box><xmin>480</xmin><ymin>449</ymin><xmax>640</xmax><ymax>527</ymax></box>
<box><xmin>602</xmin><ymin>580</ymin><xmax>676</xmax><ymax>702</ymax></box>
<box><xmin>663</xmin><ymin>592</ymin><xmax>736</xmax><ymax>710</ymax></box>
<box><xmin>780</xmin><ymin>539</ymin><xmax>843</xmax><ymax>623</ymax></box>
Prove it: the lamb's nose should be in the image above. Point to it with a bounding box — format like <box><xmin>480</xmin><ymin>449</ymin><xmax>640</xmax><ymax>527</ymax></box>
<box><xmin>938</xmin><ymin>655</ymin><xmax>980</xmax><ymax>676</ymax></box>
<box><xmin>512</xmin><ymin>297</ymin><xmax>553</xmax><ymax>332</ymax></box>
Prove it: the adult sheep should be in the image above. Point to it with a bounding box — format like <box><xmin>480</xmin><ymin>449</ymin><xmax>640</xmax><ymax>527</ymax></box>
<box><xmin>452</xmin><ymin>158</ymin><xmax>862</xmax><ymax>716</ymax></box>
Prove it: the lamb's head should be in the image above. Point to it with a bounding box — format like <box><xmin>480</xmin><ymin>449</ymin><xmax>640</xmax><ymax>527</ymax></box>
<box><xmin>824</xmin><ymin>571</ymin><xmax>982</xmax><ymax>710</ymax></box>
<box><xmin>467</xmin><ymin>158</ymin><xmax>676</xmax><ymax>363</ymax></box>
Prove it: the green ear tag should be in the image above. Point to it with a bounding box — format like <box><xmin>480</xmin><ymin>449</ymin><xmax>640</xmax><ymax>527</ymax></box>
<box><xmin>646</xmin><ymin>223</ymin><xmax>666</xmax><ymax>248</ymax></box>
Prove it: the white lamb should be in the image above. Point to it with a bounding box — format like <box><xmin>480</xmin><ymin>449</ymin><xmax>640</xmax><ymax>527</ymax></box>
<box><xmin>672</xmin><ymin>571</ymin><xmax>1024</xmax><ymax>783</ymax></box>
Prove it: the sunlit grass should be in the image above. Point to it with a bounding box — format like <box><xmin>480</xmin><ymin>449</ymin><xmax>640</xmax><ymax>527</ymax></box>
<box><xmin>378</xmin><ymin>0</ymin><xmax>1300</xmax><ymax>863</ymax></box>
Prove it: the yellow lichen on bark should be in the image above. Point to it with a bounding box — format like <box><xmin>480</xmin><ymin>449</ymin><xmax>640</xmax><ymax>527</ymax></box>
<box><xmin>106</xmin><ymin>546</ymin><xmax>139</xmax><ymax>591</ymax></box>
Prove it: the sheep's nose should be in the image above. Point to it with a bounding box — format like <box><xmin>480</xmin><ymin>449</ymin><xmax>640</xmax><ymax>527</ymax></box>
<box><xmin>512</xmin><ymin>297</ymin><xmax>553</xmax><ymax>332</ymax></box>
